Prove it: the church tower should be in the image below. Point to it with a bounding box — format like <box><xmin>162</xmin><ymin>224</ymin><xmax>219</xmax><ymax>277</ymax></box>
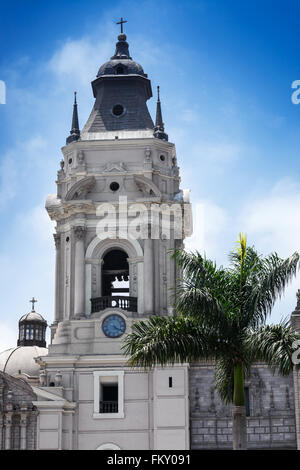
<box><xmin>36</xmin><ymin>25</ymin><xmax>192</xmax><ymax>450</ymax></box>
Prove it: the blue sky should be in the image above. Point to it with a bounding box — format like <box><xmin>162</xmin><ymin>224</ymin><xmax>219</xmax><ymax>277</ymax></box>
<box><xmin>0</xmin><ymin>0</ymin><xmax>300</xmax><ymax>349</ymax></box>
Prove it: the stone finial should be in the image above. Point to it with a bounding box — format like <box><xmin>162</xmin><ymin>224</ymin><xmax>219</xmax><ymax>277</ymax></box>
<box><xmin>39</xmin><ymin>371</ymin><xmax>46</xmax><ymax>387</ymax></box>
<box><xmin>7</xmin><ymin>390</ymin><xmax>13</xmax><ymax>403</ymax></box>
<box><xmin>55</xmin><ymin>371</ymin><xmax>62</xmax><ymax>387</ymax></box>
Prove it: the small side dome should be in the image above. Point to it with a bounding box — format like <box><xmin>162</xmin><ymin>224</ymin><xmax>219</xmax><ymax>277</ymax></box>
<box><xmin>19</xmin><ymin>311</ymin><xmax>47</xmax><ymax>323</ymax></box>
<box><xmin>0</xmin><ymin>346</ymin><xmax>48</xmax><ymax>378</ymax></box>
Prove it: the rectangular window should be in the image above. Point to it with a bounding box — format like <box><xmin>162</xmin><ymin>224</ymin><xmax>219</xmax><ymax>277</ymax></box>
<box><xmin>100</xmin><ymin>383</ymin><xmax>118</xmax><ymax>413</ymax></box>
<box><xmin>93</xmin><ymin>371</ymin><xmax>124</xmax><ymax>419</ymax></box>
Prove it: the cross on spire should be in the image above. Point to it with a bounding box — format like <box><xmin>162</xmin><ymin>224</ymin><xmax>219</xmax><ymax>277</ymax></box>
<box><xmin>116</xmin><ymin>17</ymin><xmax>127</xmax><ymax>34</ymax></box>
<box><xmin>29</xmin><ymin>297</ymin><xmax>37</xmax><ymax>311</ymax></box>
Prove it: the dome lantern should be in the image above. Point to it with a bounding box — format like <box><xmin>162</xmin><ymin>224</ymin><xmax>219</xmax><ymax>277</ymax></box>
<box><xmin>17</xmin><ymin>297</ymin><xmax>47</xmax><ymax>348</ymax></box>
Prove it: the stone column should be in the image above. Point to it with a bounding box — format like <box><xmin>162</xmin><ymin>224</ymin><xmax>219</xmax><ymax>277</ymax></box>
<box><xmin>5</xmin><ymin>412</ymin><xmax>12</xmax><ymax>450</ymax></box>
<box><xmin>53</xmin><ymin>233</ymin><xmax>61</xmax><ymax>324</ymax></box>
<box><xmin>74</xmin><ymin>226</ymin><xmax>86</xmax><ymax>319</ymax></box>
<box><xmin>144</xmin><ymin>235</ymin><xmax>154</xmax><ymax>314</ymax></box>
<box><xmin>20</xmin><ymin>406</ymin><xmax>27</xmax><ymax>450</ymax></box>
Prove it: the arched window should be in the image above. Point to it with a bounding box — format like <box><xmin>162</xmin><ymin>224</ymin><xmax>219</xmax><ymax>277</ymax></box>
<box><xmin>90</xmin><ymin>249</ymin><xmax>138</xmax><ymax>313</ymax></box>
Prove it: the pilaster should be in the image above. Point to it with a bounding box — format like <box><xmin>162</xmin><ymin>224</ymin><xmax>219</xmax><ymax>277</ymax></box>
<box><xmin>74</xmin><ymin>226</ymin><xmax>87</xmax><ymax>319</ymax></box>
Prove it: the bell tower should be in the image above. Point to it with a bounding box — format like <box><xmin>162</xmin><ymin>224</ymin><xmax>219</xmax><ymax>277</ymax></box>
<box><xmin>37</xmin><ymin>24</ymin><xmax>192</xmax><ymax>450</ymax></box>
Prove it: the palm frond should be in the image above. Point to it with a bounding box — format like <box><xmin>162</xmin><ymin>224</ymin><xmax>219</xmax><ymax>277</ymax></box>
<box><xmin>173</xmin><ymin>249</ymin><xmax>237</xmax><ymax>325</ymax></box>
<box><xmin>122</xmin><ymin>315</ymin><xmax>222</xmax><ymax>368</ymax></box>
<box><xmin>245</xmin><ymin>320</ymin><xmax>300</xmax><ymax>375</ymax></box>
<box><xmin>245</xmin><ymin>252</ymin><xmax>299</xmax><ymax>327</ymax></box>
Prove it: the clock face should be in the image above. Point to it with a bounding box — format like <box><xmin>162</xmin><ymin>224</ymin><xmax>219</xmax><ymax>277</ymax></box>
<box><xmin>102</xmin><ymin>314</ymin><xmax>126</xmax><ymax>338</ymax></box>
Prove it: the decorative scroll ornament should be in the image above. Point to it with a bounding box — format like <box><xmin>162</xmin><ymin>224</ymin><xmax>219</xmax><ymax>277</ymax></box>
<box><xmin>65</xmin><ymin>176</ymin><xmax>96</xmax><ymax>201</ymax></box>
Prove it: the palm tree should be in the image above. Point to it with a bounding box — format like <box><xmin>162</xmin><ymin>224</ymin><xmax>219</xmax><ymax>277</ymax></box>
<box><xmin>122</xmin><ymin>234</ymin><xmax>300</xmax><ymax>450</ymax></box>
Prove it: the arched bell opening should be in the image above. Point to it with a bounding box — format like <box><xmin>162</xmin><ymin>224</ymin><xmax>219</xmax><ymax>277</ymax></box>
<box><xmin>91</xmin><ymin>249</ymin><xmax>137</xmax><ymax>313</ymax></box>
<box><xmin>102</xmin><ymin>249</ymin><xmax>129</xmax><ymax>297</ymax></box>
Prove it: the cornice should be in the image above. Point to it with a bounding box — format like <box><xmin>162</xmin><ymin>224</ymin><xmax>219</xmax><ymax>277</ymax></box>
<box><xmin>61</xmin><ymin>137</ymin><xmax>175</xmax><ymax>153</ymax></box>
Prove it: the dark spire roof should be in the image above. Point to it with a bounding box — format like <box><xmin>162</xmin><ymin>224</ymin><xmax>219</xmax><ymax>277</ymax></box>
<box><xmin>66</xmin><ymin>91</ymin><xmax>80</xmax><ymax>145</ymax></box>
<box><xmin>82</xmin><ymin>32</ymin><xmax>153</xmax><ymax>134</ymax></box>
<box><xmin>154</xmin><ymin>86</ymin><xmax>168</xmax><ymax>141</ymax></box>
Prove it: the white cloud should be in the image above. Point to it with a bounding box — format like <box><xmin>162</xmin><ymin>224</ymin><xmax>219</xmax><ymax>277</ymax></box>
<box><xmin>185</xmin><ymin>179</ymin><xmax>300</xmax><ymax>323</ymax></box>
<box><xmin>185</xmin><ymin>200</ymin><xmax>231</xmax><ymax>263</ymax></box>
<box><xmin>48</xmin><ymin>37</ymin><xmax>112</xmax><ymax>87</ymax></box>
<box><xmin>240</xmin><ymin>178</ymin><xmax>300</xmax><ymax>256</ymax></box>
<box><xmin>239</xmin><ymin>178</ymin><xmax>300</xmax><ymax>323</ymax></box>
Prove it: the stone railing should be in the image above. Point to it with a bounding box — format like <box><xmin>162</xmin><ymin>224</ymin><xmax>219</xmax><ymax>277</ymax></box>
<box><xmin>91</xmin><ymin>296</ymin><xmax>137</xmax><ymax>313</ymax></box>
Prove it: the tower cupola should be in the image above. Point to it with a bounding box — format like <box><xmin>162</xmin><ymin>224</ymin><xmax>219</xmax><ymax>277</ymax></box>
<box><xmin>17</xmin><ymin>297</ymin><xmax>47</xmax><ymax>348</ymax></box>
<box><xmin>82</xmin><ymin>22</ymin><xmax>154</xmax><ymax>137</ymax></box>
